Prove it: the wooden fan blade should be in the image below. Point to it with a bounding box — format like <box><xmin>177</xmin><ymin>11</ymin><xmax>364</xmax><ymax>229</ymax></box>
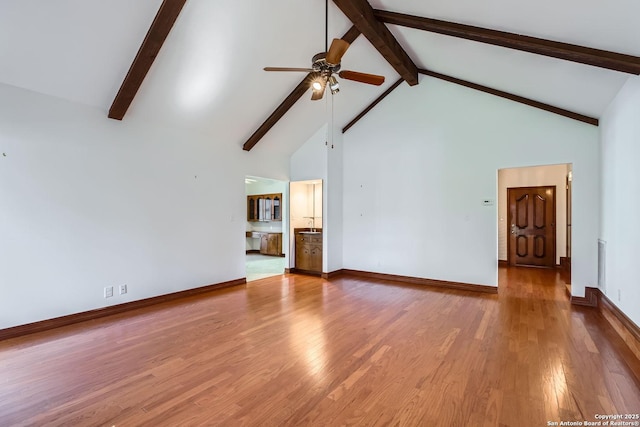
<box><xmin>338</xmin><ymin>70</ymin><xmax>385</xmax><ymax>86</ymax></box>
<box><xmin>264</xmin><ymin>67</ymin><xmax>315</xmax><ymax>72</ymax></box>
<box><xmin>325</xmin><ymin>38</ymin><xmax>350</xmax><ymax>65</ymax></box>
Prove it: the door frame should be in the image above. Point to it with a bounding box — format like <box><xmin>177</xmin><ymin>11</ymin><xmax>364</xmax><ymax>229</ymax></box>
<box><xmin>506</xmin><ymin>185</ymin><xmax>557</xmax><ymax>267</ymax></box>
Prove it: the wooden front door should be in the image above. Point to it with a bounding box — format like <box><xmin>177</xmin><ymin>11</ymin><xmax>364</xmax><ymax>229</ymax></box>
<box><xmin>508</xmin><ymin>186</ymin><xmax>556</xmax><ymax>267</ymax></box>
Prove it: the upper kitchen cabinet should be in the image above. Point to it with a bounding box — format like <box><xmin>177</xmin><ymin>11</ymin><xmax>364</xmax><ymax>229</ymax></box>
<box><xmin>247</xmin><ymin>193</ymin><xmax>282</xmax><ymax>222</ymax></box>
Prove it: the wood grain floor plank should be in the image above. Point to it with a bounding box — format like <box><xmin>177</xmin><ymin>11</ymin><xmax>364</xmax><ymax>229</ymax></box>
<box><xmin>1</xmin><ymin>268</ymin><xmax>639</xmax><ymax>426</ymax></box>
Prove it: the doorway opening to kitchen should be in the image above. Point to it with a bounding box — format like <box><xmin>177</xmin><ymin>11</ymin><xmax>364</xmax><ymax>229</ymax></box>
<box><xmin>245</xmin><ymin>176</ymin><xmax>287</xmax><ymax>282</ymax></box>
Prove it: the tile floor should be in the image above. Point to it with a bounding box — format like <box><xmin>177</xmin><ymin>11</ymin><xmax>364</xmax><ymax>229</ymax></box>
<box><xmin>245</xmin><ymin>253</ymin><xmax>286</xmax><ymax>282</ymax></box>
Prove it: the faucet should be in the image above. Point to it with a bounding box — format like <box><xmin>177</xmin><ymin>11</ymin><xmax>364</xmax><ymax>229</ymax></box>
<box><xmin>306</xmin><ymin>217</ymin><xmax>315</xmax><ymax>232</ymax></box>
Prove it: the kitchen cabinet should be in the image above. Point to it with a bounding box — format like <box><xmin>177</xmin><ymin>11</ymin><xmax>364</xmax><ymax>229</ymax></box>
<box><xmin>246</xmin><ymin>232</ymin><xmax>283</xmax><ymax>256</ymax></box>
<box><xmin>260</xmin><ymin>233</ymin><xmax>282</xmax><ymax>256</ymax></box>
<box><xmin>247</xmin><ymin>193</ymin><xmax>282</xmax><ymax>222</ymax></box>
<box><xmin>295</xmin><ymin>230</ymin><xmax>322</xmax><ymax>273</ymax></box>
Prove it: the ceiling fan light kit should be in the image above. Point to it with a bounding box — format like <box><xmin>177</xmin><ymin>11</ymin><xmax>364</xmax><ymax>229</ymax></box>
<box><xmin>264</xmin><ymin>37</ymin><xmax>385</xmax><ymax>100</ymax></box>
<box><xmin>328</xmin><ymin>76</ymin><xmax>340</xmax><ymax>94</ymax></box>
<box><xmin>263</xmin><ymin>1</ymin><xmax>385</xmax><ymax>101</ymax></box>
<box><xmin>311</xmin><ymin>75</ymin><xmax>327</xmax><ymax>100</ymax></box>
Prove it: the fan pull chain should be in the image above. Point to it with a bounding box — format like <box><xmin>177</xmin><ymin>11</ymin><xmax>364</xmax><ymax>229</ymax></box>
<box><xmin>331</xmin><ymin>94</ymin><xmax>335</xmax><ymax>149</ymax></box>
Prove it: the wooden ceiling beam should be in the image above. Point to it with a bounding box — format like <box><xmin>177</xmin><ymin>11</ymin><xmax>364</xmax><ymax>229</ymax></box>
<box><xmin>375</xmin><ymin>10</ymin><xmax>640</xmax><ymax>75</ymax></box>
<box><xmin>343</xmin><ymin>69</ymin><xmax>599</xmax><ymax>134</ymax></box>
<box><xmin>333</xmin><ymin>0</ymin><xmax>418</xmax><ymax>85</ymax></box>
<box><xmin>242</xmin><ymin>27</ymin><xmax>361</xmax><ymax>151</ymax></box>
<box><xmin>242</xmin><ymin>73</ymin><xmax>316</xmax><ymax>151</ymax></box>
<box><xmin>108</xmin><ymin>0</ymin><xmax>187</xmax><ymax>120</ymax></box>
<box><xmin>343</xmin><ymin>78</ymin><xmax>404</xmax><ymax>133</ymax></box>
<box><xmin>418</xmin><ymin>69</ymin><xmax>599</xmax><ymax>126</ymax></box>
<box><xmin>341</xmin><ymin>25</ymin><xmax>363</xmax><ymax>44</ymax></box>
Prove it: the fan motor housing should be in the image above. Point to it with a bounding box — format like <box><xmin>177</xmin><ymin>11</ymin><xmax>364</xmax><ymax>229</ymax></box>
<box><xmin>312</xmin><ymin>52</ymin><xmax>341</xmax><ymax>74</ymax></box>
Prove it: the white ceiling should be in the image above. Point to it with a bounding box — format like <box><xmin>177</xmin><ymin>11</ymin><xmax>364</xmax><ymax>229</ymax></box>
<box><xmin>1</xmin><ymin>0</ymin><xmax>638</xmax><ymax>155</ymax></box>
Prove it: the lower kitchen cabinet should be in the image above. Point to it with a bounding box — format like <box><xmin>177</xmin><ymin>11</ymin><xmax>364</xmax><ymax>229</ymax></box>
<box><xmin>246</xmin><ymin>232</ymin><xmax>283</xmax><ymax>256</ymax></box>
<box><xmin>260</xmin><ymin>233</ymin><xmax>282</xmax><ymax>256</ymax></box>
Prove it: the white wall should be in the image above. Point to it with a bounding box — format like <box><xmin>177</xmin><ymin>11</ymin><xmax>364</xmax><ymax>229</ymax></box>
<box><xmin>600</xmin><ymin>75</ymin><xmax>640</xmax><ymax>327</ymax></box>
<box><xmin>0</xmin><ymin>83</ymin><xmax>289</xmax><ymax>329</ymax></box>
<box><xmin>290</xmin><ymin>124</ymin><xmax>327</xmax><ymax>182</ymax></box>
<box><xmin>325</xmin><ymin>128</ymin><xmax>343</xmax><ymax>273</ymax></box>
<box><xmin>498</xmin><ymin>164</ymin><xmax>569</xmax><ymax>264</ymax></box>
<box><xmin>343</xmin><ymin>76</ymin><xmax>599</xmax><ymax>294</ymax></box>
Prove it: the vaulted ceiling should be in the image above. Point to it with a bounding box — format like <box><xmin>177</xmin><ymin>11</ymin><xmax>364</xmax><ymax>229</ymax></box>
<box><xmin>1</xmin><ymin>0</ymin><xmax>638</xmax><ymax>156</ymax></box>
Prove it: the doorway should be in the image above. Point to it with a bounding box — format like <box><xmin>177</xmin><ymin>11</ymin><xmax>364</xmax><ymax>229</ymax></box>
<box><xmin>498</xmin><ymin>164</ymin><xmax>572</xmax><ymax>274</ymax></box>
<box><xmin>507</xmin><ymin>186</ymin><xmax>556</xmax><ymax>267</ymax></box>
<box><xmin>289</xmin><ymin>180</ymin><xmax>323</xmax><ymax>273</ymax></box>
<box><xmin>245</xmin><ymin>176</ymin><xmax>287</xmax><ymax>282</ymax></box>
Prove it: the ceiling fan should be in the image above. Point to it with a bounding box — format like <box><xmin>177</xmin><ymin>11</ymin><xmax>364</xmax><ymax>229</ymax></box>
<box><xmin>263</xmin><ymin>1</ymin><xmax>385</xmax><ymax>100</ymax></box>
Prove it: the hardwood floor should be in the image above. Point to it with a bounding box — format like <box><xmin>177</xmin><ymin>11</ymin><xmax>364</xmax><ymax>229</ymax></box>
<box><xmin>1</xmin><ymin>268</ymin><xmax>639</xmax><ymax>426</ymax></box>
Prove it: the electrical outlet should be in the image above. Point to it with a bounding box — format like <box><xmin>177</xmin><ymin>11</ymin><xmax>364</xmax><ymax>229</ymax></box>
<box><xmin>119</xmin><ymin>284</ymin><xmax>127</xmax><ymax>295</ymax></box>
<box><xmin>104</xmin><ymin>286</ymin><xmax>113</xmax><ymax>298</ymax></box>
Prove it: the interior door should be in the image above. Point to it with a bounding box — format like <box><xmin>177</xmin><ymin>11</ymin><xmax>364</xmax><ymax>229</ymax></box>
<box><xmin>508</xmin><ymin>186</ymin><xmax>556</xmax><ymax>267</ymax></box>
